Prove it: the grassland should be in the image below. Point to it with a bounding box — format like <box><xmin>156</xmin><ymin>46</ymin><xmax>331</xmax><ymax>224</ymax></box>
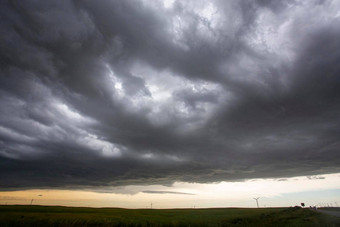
<box><xmin>0</xmin><ymin>205</ymin><xmax>339</xmax><ymax>226</ymax></box>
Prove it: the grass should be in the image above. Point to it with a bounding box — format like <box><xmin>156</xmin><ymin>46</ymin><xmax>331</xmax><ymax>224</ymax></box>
<box><xmin>0</xmin><ymin>205</ymin><xmax>339</xmax><ymax>226</ymax></box>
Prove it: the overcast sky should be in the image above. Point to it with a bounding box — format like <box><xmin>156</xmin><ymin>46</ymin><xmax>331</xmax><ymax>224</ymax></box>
<box><xmin>0</xmin><ymin>0</ymin><xmax>340</xmax><ymax>195</ymax></box>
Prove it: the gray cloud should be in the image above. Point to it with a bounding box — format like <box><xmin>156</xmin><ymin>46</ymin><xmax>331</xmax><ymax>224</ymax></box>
<box><xmin>142</xmin><ymin>191</ymin><xmax>195</xmax><ymax>195</ymax></box>
<box><xmin>0</xmin><ymin>0</ymin><xmax>340</xmax><ymax>191</ymax></box>
<box><xmin>307</xmin><ymin>176</ymin><xmax>326</xmax><ymax>180</ymax></box>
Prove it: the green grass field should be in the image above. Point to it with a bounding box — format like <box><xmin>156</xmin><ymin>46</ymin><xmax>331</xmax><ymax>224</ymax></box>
<box><xmin>0</xmin><ymin>205</ymin><xmax>339</xmax><ymax>226</ymax></box>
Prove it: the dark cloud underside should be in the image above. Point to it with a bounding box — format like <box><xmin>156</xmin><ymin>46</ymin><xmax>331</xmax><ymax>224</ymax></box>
<box><xmin>0</xmin><ymin>0</ymin><xmax>340</xmax><ymax>190</ymax></box>
<box><xmin>142</xmin><ymin>191</ymin><xmax>195</xmax><ymax>195</ymax></box>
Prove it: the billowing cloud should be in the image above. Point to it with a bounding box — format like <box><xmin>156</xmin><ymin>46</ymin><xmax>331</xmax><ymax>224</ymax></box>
<box><xmin>0</xmin><ymin>0</ymin><xmax>340</xmax><ymax>190</ymax></box>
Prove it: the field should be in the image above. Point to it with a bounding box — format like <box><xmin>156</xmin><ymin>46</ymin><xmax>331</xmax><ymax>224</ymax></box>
<box><xmin>0</xmin><ymin>205</ymin><xmax>339</xmax><ymax>226</ymax></box>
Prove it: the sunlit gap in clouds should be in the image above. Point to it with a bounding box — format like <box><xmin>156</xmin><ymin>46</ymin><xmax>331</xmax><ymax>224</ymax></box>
<box><xmin>1</xmin><ymin>173</ymin><xmax>339</xmax><ymax>208</ymax></box>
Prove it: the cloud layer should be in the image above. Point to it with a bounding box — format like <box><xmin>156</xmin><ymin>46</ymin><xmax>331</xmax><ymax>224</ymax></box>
<box><xmin>1</xmin><ymin>0</ymin><xmax>340</xmax><ymax>190</ymax></box>
<box><xmin>142</xmin><ymin>191</ymin><xmax>195</xmax><ymax>195</ymax></box>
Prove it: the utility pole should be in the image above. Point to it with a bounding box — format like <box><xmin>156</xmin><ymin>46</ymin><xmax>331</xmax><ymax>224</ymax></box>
<box><xmin>150</xmin><ymin>202</ymin><xmax>153</xmax><ymax>209</ymax></box>
<box><xmin>253</xmin><ymin>197</ymin><xmax>260</xmax><ymax>208</ymax></box>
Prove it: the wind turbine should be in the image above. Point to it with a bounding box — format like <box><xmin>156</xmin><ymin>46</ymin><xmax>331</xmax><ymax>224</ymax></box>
<box><xmin>30</xmin><ymin>194</ymin><xmax>43</xmax><ymax>205</ymax></box>
<box><xmin>253</xmin><ymin>197</ymin><xmax>260</xmax><ymax>208</ymax></box>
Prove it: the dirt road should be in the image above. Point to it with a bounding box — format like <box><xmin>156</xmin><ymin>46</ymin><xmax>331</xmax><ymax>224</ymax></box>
<box><xmin>318</xmin><ymin>209</ymin><xmax>340</xmax><ymax>218</ymax></box>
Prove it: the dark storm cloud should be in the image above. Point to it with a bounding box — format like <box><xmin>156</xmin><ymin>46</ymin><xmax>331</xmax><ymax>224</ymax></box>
<box><xmin>0</xmin><ymin>0</ymin><xmax>340</xmax><ymax>190</ymax></box>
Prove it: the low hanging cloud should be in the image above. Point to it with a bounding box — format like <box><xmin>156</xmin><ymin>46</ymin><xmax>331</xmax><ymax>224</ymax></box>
<box><xmin>0</xmin><ymin>0</ymin><xmax>340</xmax><ymax>191</ymax></box>
<box><xmin>142</xmin><ymin>191</ymin><xmax>195</xmax><ymax>195</ymax></box>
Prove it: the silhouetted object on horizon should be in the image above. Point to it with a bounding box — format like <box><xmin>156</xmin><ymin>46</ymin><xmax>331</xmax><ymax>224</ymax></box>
<box><xmin>253</xmin><ymin>197</ymin><xmax>260</xmax><ymax>208</ymax></box>
<box><xmin>30</xmin><ymin>195</ymin><xmax>42</xmax><ymax>205</ymax></box>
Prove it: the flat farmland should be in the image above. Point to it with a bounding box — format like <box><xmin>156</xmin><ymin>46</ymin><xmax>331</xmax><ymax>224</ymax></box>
<box><xmin>0</xmin><ymin>205</ymin><xmax>339</xmax><ymax>226</ymax></box>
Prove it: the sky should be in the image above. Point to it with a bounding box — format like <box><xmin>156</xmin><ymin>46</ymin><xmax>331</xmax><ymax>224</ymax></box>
<box><xmin>0</xmin><ymin>0</ymin><xmax>340</xmax><ymax>208</ymax></box>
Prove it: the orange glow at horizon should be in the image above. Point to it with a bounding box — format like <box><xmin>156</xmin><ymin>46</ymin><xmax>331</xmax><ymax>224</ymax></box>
<box><xmin>1</xmin><ymin>173</ymin><xmax>339</xmax><ymax>208</ymax></box>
